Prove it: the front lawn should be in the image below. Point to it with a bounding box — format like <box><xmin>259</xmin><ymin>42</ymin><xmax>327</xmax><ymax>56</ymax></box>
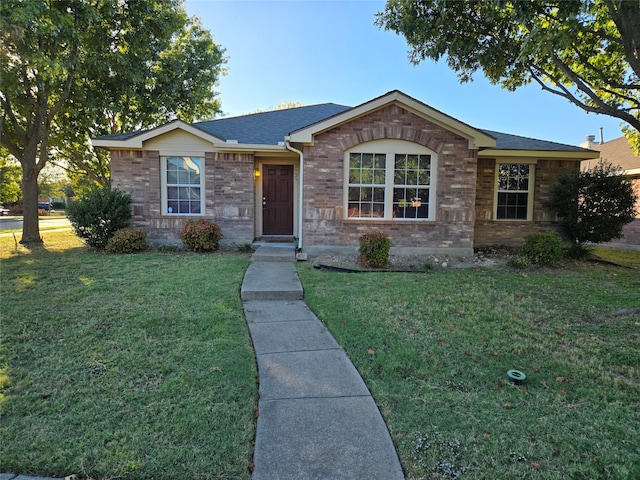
<box><xmin>0</xmin><ymin>232</ymin><xmax>256</xmax><ymax>479</ymax></box>
<box><xmin>298</xmin><ymin>258</ymin><xmax>640</xmax><ymax>479</ymax></box>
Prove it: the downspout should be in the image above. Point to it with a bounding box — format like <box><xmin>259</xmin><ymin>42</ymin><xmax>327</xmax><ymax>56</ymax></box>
<box><xmin>284</xmin><ymin>137</ymin><xmax>304</xmax><ymax>250</ymax></box>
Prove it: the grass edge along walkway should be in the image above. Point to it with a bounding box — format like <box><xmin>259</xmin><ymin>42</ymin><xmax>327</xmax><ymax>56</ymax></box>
<box><xmin>297</xmin><ymin>257</ymin><xmax>640</xmax><ymax>480</ymax></box>
<box><xmin>0</xmin><ymin>234</ymin><xmax>257</xmax><ymax>479</ymax></box>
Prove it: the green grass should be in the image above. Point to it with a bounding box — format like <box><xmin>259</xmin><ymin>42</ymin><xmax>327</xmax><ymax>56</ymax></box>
<box><xmin>590</xmin><ymin>246</ymin><xmax>640</xmax><ymax>268</ymax></box>
<box><xmin>298</xmin><ymin>261</ymin><xmax>640</xmax><ymax>479</ymax></box>
<box><xmin>0</xmin><ymin>232</ymin><xmax>256</xmax><ymax>479</ymax></box>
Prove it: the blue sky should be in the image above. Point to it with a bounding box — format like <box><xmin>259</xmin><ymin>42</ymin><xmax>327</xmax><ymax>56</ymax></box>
<box><xmin>185</xmin><ymin>0</ymin><xmax>623</xmax><ymax>146</ymax></box>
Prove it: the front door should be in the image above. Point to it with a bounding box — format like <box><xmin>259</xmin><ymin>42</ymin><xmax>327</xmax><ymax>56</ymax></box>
<box><xmin>262</xmin><ymin>165</ymin><xmax>294</xmax><ymax>235</ymax></box>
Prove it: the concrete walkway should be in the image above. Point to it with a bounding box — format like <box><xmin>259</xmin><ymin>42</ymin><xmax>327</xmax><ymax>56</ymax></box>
<box><xmin>3</xmin><ymin>245</ymin><xmax>404</xmax><ymax>480</ymax></box>
<box><xmin>242</xmin><ymin>246</ymin><xmax>404</xmax><ymax>480</ymax></box>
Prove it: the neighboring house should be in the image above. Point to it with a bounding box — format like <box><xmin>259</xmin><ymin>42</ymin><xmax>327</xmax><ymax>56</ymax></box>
<box><xmin>582</xmin><ymin>136</ymin><xmax>640</xmax><ymax>248</ymax></box>
<box><xmin>92</xmin><ymin>90</ymin><xmax>599</xmax><ymax>256</ymax></box>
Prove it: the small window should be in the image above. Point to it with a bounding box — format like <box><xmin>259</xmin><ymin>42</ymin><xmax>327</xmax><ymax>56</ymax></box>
<box><xmin>163</xmin><ymin>156</ymin><xmax>203</xmax><ymax>215</ymax></box>
<box><xmin>496</xmin><ymin>163</ymin><xmax>533</xmax><ymax>220</ymax></box>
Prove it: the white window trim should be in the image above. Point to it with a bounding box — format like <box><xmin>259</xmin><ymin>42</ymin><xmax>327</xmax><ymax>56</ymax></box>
<box><xmin>344</xmin><ymin>139</ymin><xmax>437</xmax><ymax>221</ymax></box>
<box><xmin>160</xmin><ymin>155</ymin><xmax>206</xmax><ymax>216</ymax></box>
<box><xmin>493</xmin><ymin>160</ymin><xmax>536</xmax><ymax>221</ymax></box>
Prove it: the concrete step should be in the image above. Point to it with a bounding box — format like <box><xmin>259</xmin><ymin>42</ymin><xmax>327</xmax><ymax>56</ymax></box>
<box><xmin>241</xmin><ymin>262</ymin><xmax>303</xmax><ymax>301</ymax></box>
<box><xmin>251</xmin><ymin>245</ymin><xmax>296</xmax><ymax>263</ymax></box>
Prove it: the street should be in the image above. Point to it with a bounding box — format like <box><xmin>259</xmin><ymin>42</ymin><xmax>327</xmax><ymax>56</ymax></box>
<box><xmin>0</xmin><ymin>216</ymin><xmax>72</xmax><ymax>232</ymax></box>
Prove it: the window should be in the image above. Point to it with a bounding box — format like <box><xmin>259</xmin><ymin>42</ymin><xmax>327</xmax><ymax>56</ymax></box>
<box><xmin>496</xmin><ymin>163</ymin><xmax>533</xmax><ymax>220</ymax></box>
<box><xmin>163</xmin><ymin>156</ymin><xmax>203</xmax><ymax>215</ymax></box>
<box><xmin>348</xmin><ymin>153</ymin><xmax>386</xmax><ymax>218</ymax></box>
<box><xmin>346</xmin><ymin>140</ymin><xmax>435</xmax><ymax>220</ymax></box>
<box><xmin>393</xmin><ymin>154</ymin><xmax>431</xmax><ymax>219</ymax></box>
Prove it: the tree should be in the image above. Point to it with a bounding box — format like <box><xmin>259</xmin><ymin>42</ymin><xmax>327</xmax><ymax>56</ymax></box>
<box><xmin>376</xmin><ymin>0</ymin><xmax>640</xmax><ymax>150</ymax></box>
<box><xmin>1</xmin><ymin>0</ymin><xmax>226</xmax><ymax>245</ymax></box>
<box><xmin>548</xmin><ymin>160</ymin><xmax>637</xmax><ymax>246</ymax></box>
<box><xmin>0</xmin><ymin>150</ymin><xmax>21</xmax><ymax>204</ymax></box>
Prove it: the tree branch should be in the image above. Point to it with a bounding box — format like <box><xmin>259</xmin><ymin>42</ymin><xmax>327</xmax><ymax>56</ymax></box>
<box><xmin>0</xmin><ymin>93</ymin><xmax>26</xmax><ymax>144</ymax></box>
<box><xmin>603</xmin><ymin>0</ymin><xmax>640</xmax><ymax>78</ymax></box>
<box><xmin>570</xmin><ymin>42</ymin><xmax>640</xmax><ymax>92</ymax></box>
<box><xmin>529</xmin><ymin>62</ymin><xmax>640</xmax><ymax>132</ymax></box>
<box><xmin>552</xmin><ymin>54</ymin><xmax>639</xmax><ymax>118</ymax></box>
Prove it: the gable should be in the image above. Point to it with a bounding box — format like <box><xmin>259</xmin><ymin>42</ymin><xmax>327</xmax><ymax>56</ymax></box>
<box><xmin>92</xmin><ymin>120</ymin><xmax>223</xmax><ymax>149</ymax></box>
<box><xmin>144</xmin><ymin>129</ymin><xmax>215</xmax><ymax>156</ymax></box>
<box><xmin>312</xmin><ymin>103</ymin><xmax>465</xmax><ymax>154</ymax></box>
<box><xmin>289</xmin><ymin>90</ymin><xmax>496</xmax><ymax>149</ymax></box>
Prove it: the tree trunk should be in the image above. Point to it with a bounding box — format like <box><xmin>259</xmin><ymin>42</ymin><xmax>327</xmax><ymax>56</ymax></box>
<box><xmin>20</xmin><ymin>160</ymin><xmax>43</xmax><ymax>246</ymax></box>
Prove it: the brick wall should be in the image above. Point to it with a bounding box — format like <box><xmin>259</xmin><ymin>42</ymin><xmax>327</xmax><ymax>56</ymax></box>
<box><xmin>110</xmin><ymin>149</ymin><xmax>255</xmax><ymax>243</ymax></box>
<box><xmin>474</xmin><ymin>158</ymin><xmax>580</xmax><ymax>247</ymax></box>
<box><xmin>301</xmin><ymin>104</ymin><xmax>476</xmax><ymax>254</ymax></box>
<box><xmin>599</xmin><ymin>177</ymin><xmax>640</xmax><ymax>248</ymax></box>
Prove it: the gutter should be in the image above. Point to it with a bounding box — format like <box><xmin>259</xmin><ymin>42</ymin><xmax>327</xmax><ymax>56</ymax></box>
<box><xmin>284</xmin><ymin>137</ymin><xmax>304</xmax><ymax>250</ymax></box>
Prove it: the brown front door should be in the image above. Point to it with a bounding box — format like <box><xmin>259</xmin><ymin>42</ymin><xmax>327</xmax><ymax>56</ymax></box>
<box><xmin>262</xmin><ymin>165</ymin><xmax>294</xmax><ymax>235</ymax></box>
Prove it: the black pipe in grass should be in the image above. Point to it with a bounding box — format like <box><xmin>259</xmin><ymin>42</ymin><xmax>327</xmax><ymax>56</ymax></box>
<box><xmin>313</xmin><ymin>264</ymin><xmax>430</xmax><ymax>273</ymax></box>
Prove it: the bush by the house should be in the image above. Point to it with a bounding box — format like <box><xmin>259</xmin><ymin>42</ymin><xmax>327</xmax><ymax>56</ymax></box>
<box><xmin>180</xmin><ymin>219</ymin><xmax>222</xmax><ymax>252</ymax></box>
<box><xmin>106</xmin><ymin>228</ymin><xmax>147</xmax><ymax>254</ymax></box>
<box><xmin>522</xmin><ymin>232</ymin><xmax>564</xmax><ymax>265</ymax></box>
<box><xmin>66</xmin><ymin>185</ymin><xmax>132</xmax><ymax>249</ymax></box>
<box><xmin>358</xmin><ymin>231</ymin><xmax>391</xmax><ymax>268</ymax></box>
<box><xmin>548</xmin><ymin>160</ymin><xmax>637</xmax><ymax>246</ymax></box>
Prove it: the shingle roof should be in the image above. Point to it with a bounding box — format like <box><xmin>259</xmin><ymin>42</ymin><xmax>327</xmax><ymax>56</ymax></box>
<box><xmin>95</xmin><ymin>102</ymin><xmax>590</xmax><ymax>153</ymax></box>
<box><xmin>193</xmin><ymin>103</ymin><xmax>351</xmax><ymax>144</ymax></box>
<box><xmin>480</xmin><ymin>130</ymin><xmax>593</xmax><ymax>152</ymax></box>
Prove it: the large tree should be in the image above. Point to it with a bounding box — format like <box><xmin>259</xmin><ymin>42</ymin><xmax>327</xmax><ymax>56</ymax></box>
<box><xmin>376</xmin><ymin>0</ymin><xmax>640</xmax><ymax>148</ymax></box>
<box><xmin>0</xmin><ymin>0</ymin><xmax>226</xmax><ymax>244</ymax></box>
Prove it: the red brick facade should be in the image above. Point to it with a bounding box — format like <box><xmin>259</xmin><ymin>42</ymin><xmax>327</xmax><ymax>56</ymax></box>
<box><xmin>474</xmin><ymin>159</ymin><xmax>580</xmax><ymax>247</ymax></box>
<box><xmin>106</xmin><ymin>98</ymin><xmax>596</xmax><ymax>252</ymax></box>
<box><xmin>110</xmin><ymin>149</ymin><xmax>255</xmax><ymax>243</ymax></box>
<box><xmin>301</xmin><ymin>104</ymin><xmax>477</xmax><ymax>254</ymax></box>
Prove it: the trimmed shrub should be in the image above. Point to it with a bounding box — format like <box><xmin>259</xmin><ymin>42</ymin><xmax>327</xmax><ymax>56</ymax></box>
<box><xmin>180</xmin><ymin>219</ymin><xmax>222</xmax><ymax>252</ymax></box>
<box><xmin>66</xmin><ymin>185</ymin><xmax>132</xmax><ymax>249</ymax></box>
<box><xmin>358</xmin><ymin>231</ymin><xmax>391</xmax><ymax>268</ymax></box>
<box><xmin>106</xmin><ymin>228</ymin><xmax>147</xmax><ymax>254</ymax></box>
<box><xmin>522</xmin><ymin>232</ymin><xmax>563</xmax><ymax>265</ymax></box>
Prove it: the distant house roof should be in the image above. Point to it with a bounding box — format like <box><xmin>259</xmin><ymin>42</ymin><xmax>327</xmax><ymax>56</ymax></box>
<box><xmin>585</xmin><ymin>136</ymin><xmax>640</xmax><ymax>174</ymax></box>
<box><xmin>93</xmin><ymin>95</ymin><xmax>595</xmax><ymax>155</ymax></box>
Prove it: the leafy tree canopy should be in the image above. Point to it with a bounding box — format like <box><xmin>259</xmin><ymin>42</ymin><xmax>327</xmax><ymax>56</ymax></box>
<box><xmin>376</xmin><ymin>0</ymin><xmax>640</xmax><ymax>150</ymax></box>
<box><xmin>0</xmin><ymin>0</ymin><xmax>226</xmax><ymax>244</ymax></box>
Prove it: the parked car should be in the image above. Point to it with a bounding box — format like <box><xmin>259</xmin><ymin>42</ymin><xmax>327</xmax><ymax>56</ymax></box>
<box><xmin>0</xmin><ymin>206</ymin><xmax>10</xmax><ymax>216</ymax></box>
<box><xmin>38</xmin><ymin>202</ymin><xmax>53</xmax><ymax>212</ymax></box>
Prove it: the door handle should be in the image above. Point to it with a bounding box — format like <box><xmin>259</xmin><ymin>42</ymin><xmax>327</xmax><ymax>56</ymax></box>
<box><xmin>262</xmin><ymin>196</ymin><xmax>267</xmax><ymax>208</ymax></box>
